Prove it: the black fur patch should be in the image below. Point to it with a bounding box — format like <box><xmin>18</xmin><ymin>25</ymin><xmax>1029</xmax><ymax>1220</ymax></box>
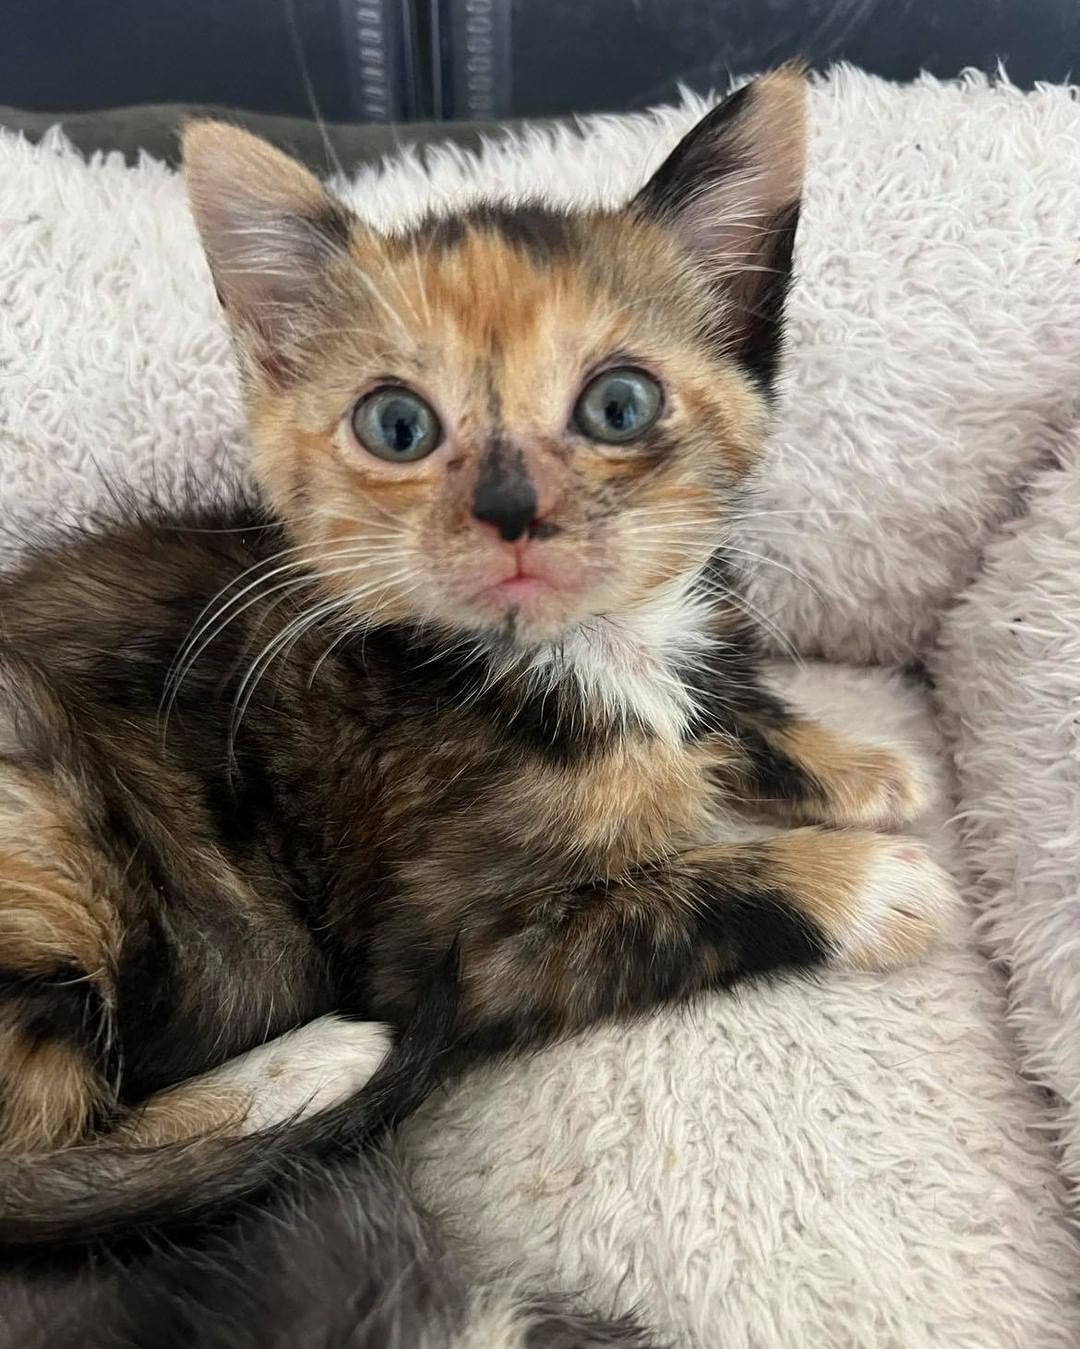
<box><xmin>0</xmin><ymin>969</ymin><xmax>108</xmax><ymax>1051</ymax></box>
<box><xmin>418</xmin><ymin>213</ymin><xmax>466</xmax><ymax>251</ymax></box>
<box><xmin>112</xmin><ymin>900</ymin><xmax>185</xmax><ymax>1101</ymax></box>
<box><xmin>464</xmin><ymin>202</ymin><xmax>572</xmax><ymax>260</ymax></box>
<box><xmin>306</xmin><ymin>201</ymin><xmax>353</xmax><ymax>252</ymax></box>
<box><xmin>735</xmin><ymin>722</ymin><xmax>825</xmax><ymax>810</ymax></box>
<box><xmin>351</xmin><ymin>625</ymin><xmax>607</xmax><ymax>764</ymax></box>
<box><xmin>690</xmin><ymin>880</ymin><xmax>830</xmax><ymax>978</ymax></box>
<box><xmin>737</xmin><ymin>198</ymin><xmax>800</xmax><ymax>391</ymax></box>
<box><xmin>201</xmin><ymin>746</ymin><xmax>277</xmax><ymax>853</ymax></box>
<box><xmin>406</xmin><ymin>202</ymin><xmax>572</xmax><ymax>263</ymax></box>
<box><xmin>635</xmin><ymin>83</ymin><xmax>753</xmax><ymax>221</ymax></box>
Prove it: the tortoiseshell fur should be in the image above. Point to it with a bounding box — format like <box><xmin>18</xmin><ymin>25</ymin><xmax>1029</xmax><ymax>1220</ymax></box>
<box><xmin>0</xmin><ymin>69</ymin><xmax>953</xmax><ymax>1243</ymax></box>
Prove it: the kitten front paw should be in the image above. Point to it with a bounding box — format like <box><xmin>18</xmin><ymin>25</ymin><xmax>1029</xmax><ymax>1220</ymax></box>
<box><xmin>830</xmin><ymin>836</ymin><xmax>957</xmax><ymax>971</ymax></box>
<box><xmin>821</xmin><ymin>746</ymin><xmax>935</xmax><ymax>832</ymax></box>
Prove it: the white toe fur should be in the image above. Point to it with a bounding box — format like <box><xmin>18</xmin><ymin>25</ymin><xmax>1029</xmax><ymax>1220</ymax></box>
<box><xmin>201</xmin><ymin>1015</ymin><xmax>393</xmax><ymax>1134</ymax></box>
<box><xmin>835</xmin><ymin>837</ymin><xmax>959</xmax><ymax>970</ymax></box>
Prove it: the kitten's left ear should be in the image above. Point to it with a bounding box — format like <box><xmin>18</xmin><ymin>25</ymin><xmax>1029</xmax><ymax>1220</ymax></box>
<box><xmin>632</xmin><ymin>66</ymin><xmax>807</xmax><ymax>388</ymax></box>
<box><xmin>183</xmin><ymin>121</ymin><xmax>355</xmax><ymax>380</ymax></box>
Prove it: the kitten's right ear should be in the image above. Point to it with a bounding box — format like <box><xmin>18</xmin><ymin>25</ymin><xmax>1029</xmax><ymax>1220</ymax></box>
<box><xmin>631</xmin><ymin>67</ymin><xmax>807</xmax><ymax>388</ymax></box>
<box><xmin>183</xmin><ymin>121</ymin><xmax>354</xmax><ymax>377</ymax></box>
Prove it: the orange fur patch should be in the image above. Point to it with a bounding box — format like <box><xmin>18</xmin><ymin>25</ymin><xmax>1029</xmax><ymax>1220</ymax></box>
<box><xmin>542</xmin><ymin>739</ymin><xmax>718</xmax><ymax>868</ymax></box>
<box><xmin>115</xmin><ymin>1078</ymin><xmax>250</xmax><ymax>1148</ymax></box>
<box><xmin>769</xmin><ymin>720</ymin><xmax>926</xmax><ymax>829</ymax></box>
<box><xmin>0</xmin><ymin>762</ymin><xmax>121</xmax><ymax>989</ymax></box>
<box><xmin>0</xmin><ymin>1014</ymin><xmax>107</xmax><ymax>1153</ymax></box>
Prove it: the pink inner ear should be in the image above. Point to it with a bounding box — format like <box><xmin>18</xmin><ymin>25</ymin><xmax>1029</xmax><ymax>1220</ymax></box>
<box><xmin>185</xmin><ymin>121</ymin><xmax>351</xmax><ymax>347</ymax></box>
<box><xmin>674</xmin><ymin>164</ymin><xmax>777</xmax><ymax>264</ymax></box>
<box><xmin>669</xmin><ymin>138</ymin><xmax>803</xmax><ymax>272</ymax></box>
<box><xmin>635</xmin><ymin>71</ymin><xmax>806</xmax><ymax>271</ymax></box>
<box><xmin>205</xmin><ymin>208</ymin><xmax>338</xmax><ymax>326</ymax></box>
<box><xmin>250</xmin><ymin>348</ymin><xmax>298</xmax><ymax>389</ymax></box>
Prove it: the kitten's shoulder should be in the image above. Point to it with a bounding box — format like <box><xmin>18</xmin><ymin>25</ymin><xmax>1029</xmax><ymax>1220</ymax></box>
<box><xmin>0</xmin><ymin>492</ymin><xmax>281</xmax><ymax>647</ymax></box>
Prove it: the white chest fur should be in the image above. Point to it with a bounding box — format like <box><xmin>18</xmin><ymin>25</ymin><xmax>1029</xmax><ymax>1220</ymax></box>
<box><xmin>528</xmin><ymin>580</ymin><xmax>717</xmax><ymax>744</ymax></box>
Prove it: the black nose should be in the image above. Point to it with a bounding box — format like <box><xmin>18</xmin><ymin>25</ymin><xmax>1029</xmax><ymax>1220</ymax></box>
<box><xmin>472</xmin><ymin>455</ymin><xmax>539</xmax><ymax>542</ymax></box>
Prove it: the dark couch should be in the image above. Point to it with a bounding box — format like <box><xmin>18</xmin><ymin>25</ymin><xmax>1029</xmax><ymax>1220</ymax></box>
<box><xmin>3</xmin><ymin>0</ymin><xmax>1078</xmax><ymax>168</ymax></box>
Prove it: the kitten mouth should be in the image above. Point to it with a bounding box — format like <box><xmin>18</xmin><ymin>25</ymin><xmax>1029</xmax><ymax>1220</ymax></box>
<box><xmin>470</xmin><ymin>554</ymin><xmax>576</xmax><ymax>608</ymax></box>
<box><xmin>449</xmin><ymin>546</ymin><xmax>593</xmax><ymax>639</ymax></box>
<box><xmin>492</xmin><ymin>574</ymin><xmax>548</xmax><ymax>599</ymax></box>
<box><xmin>477</xmin><ymin>573</ymin><xmax>559</xmax><ymax>618</ymax></box>
<box><xmin>461</xmin><ymin>568</ymin><xmax>581</xmax><ymax>639</ymax></box>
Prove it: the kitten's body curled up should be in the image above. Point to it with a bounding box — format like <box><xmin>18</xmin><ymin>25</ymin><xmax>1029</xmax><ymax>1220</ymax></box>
<box><xmin>0</xmin><ymin>66</ymin><xmax>954</xmax><ymax>1262</ymax></box>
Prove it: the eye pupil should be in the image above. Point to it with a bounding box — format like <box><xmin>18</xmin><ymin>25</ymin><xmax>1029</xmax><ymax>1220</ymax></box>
<box><xmin>352</xmin><ymin>388</ymin><xmax>441</xmax><ymax>462</ymax></box>
<box><xmin>605</xmin><ymin>393</ymin><xmax>634</xmax><ymax>431</ymax></box>
<box><xmin>575</xmin><ymin>368</ymin><xmax>662</xmax><ymax>445</ymax></box>
<box><xmin>385</xmin><ymin>406</ymin><xmax>418</xmax><ymax>453</ymax></box>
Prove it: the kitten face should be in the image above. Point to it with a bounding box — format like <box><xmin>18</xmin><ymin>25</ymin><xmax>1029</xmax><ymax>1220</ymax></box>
<box><xmin>184</xmin><ymin>70</ymin><xmax>805</xmax><ymax>648</ymax></box>
<box><xmin>243</xmin><ymin>214</ymin><xmax>765</xmax><ymax>645</ymax></box>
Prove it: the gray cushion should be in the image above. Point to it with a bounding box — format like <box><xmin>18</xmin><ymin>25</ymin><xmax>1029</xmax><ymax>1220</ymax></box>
<box><xmin>0</xmin><ymin>102</ymin><xmax>559</xmax><ymax>169</ymax></box>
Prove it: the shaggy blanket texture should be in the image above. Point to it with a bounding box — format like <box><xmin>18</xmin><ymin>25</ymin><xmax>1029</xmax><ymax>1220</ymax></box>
<box><xmin>1</xmin><ymin>67</ymin><xmax>1079</xmax><ymax>1346</ymax></box>
<box><xmin>936</xmin><ymin>425</ymin><xmax>1080</xmax><ymax>1201</ymax></box>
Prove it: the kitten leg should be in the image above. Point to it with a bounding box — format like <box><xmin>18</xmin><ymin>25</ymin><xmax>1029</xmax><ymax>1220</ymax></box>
<box><xmin>117</xmin><ymin>1016</ymin><xmax>393</xmax><ymax>1147</ymax></box>
<box><xmin>0</xmin><ymin>779</ymin><xmax>121</xmax><ymax>1153</ymax></box>
<box><xmin>462</xmin><ymin>828</ymin><xmax>955</xmax><ymax>1044</ymax></box>
<box><xmin>720</xmin><ymin>714</ymin><xmax>934</xmax><ymax>831</ymax></box>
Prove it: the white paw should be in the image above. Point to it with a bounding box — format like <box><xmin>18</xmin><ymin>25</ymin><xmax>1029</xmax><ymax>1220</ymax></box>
<box><xmin>206</xmin><ymin>1015</ymin><xmax>393</xmax><ymax>1134</ymax></box>
<box><xmin>834</xmin><ymin>837</ymin><xmax>957</xmax><ymax>970</ymax></box>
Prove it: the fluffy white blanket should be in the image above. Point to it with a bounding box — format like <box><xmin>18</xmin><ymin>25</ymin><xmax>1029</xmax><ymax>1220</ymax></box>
<box><xmin>1</xmin><ymin>67</ymin><xmax>1078</xmax><ymax>1346</ymax></box>
<box><xmin>936</xmin><ymin>426</ymin><xmax>1080</xmax><ymax>1201</ymax></box>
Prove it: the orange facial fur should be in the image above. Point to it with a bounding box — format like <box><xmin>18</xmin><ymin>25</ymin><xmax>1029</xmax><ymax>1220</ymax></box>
<box><xmin>240</xmin><ymin>221</ymin><xmax>761</xmax><ymax>646</ymax></box>
<box><xmin>185</xmin><ymin>74</ymin><xmax>801</xmax><ymax>652</ymax></box>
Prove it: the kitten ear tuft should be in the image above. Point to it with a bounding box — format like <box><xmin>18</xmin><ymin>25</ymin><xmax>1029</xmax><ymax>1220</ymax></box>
<box><xmin>182</xmin><ymin>121</ymin><xmax>354</xmax><ymax>376</ymax></box>
<box><xmin>632</xmin><ymin>65</ymin><xmax>808</xmax><ymax>387</ymax></box>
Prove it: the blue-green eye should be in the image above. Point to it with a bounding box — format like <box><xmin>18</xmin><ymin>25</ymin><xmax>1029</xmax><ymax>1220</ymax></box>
<box><xmin>351</xmin><ymin>387</ymin><xmax>441</xmax><ymax>462</ymax></box>
<box><xmin>574</xmin><ymin>367</ymin><xmax>663</xmax><ymax>445</ymax></box>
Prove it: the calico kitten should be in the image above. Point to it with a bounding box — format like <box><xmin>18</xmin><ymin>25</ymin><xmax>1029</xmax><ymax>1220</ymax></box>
<box><xmin>0</xmin><ymin>67</ymin><xmax>954</xmax><ymax>1247</ymax></box>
